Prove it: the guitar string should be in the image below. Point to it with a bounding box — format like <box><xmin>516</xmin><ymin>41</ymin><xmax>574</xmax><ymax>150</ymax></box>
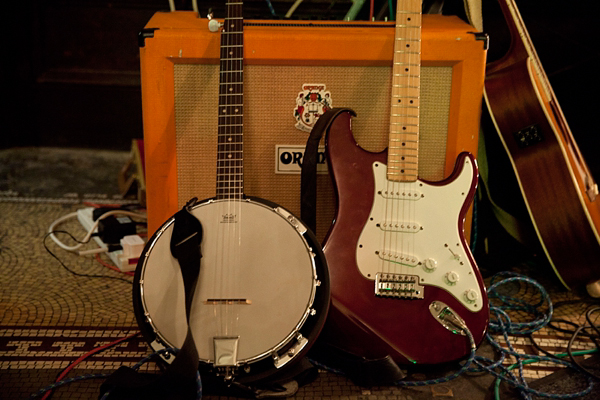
<box><xmin>409</xmin><ymin>3</ymin><xmax>421</xmax><ymax>281</ymax></box>
<box><xmin>234</xmin><ymin>0</ymin><xmax>243</xmax><ymax>337</ymax></box>
<box><xmin>393</xmin><ymin>1</ymin><xmax>421</xmax><ymax>284</ymax></box>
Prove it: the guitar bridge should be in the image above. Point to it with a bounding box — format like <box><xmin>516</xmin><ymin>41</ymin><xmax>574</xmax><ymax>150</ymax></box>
<box><xmin>375</xmin><ymin>273</ymin><xmax>424</xmax><ymax>299</ymax></box>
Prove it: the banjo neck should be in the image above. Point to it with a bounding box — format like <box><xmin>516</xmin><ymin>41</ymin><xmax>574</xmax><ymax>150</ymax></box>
<box><xmin>216</xmin><ymin>1</ymin><xmax>245</xmax><ymax>200</ymax></box>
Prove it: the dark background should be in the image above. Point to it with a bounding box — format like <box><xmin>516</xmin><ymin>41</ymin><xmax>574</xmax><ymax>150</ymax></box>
<box><xmin>2</xmin><ymin>0</ymin><xmax>598</xmax><ymax>178</ymax></box>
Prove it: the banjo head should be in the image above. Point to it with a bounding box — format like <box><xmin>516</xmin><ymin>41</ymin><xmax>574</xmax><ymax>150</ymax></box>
<box><xmin>133</xmin><ymin>197</ymin><xmax>329</xmax><ymax>383</ymax></box>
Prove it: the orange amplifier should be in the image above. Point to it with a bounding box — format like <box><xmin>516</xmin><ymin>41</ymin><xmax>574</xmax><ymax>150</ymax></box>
<box><xmin>139</xmin><ymin>11</ymin><xmax>487</xmax><ymax>239</ymax></box>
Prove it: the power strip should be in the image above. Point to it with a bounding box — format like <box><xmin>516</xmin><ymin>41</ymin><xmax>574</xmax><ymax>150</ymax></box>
<box><xmin>76</xmin><ymin>207</ymin><xmax>143</xmax><ymax>272</ymax></box>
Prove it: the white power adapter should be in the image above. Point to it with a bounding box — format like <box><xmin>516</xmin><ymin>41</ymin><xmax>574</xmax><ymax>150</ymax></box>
<box><xmin>118</xmin><ymin>235</ymin><xmax>145</xmax><ymax>272</ymax></box>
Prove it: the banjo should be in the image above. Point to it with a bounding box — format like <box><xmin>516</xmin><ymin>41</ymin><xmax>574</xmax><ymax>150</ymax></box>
<box><xmin>133</xmin><ymin>1</ymin><xmax>329</xmax><ymax>386</ymax></box>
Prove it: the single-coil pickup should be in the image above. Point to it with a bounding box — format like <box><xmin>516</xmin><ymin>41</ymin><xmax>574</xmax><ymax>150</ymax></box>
<box><xmin>376</xmin><ymin>221</ymin><xmax>421</xmax><ymax>233</ymax></box>
<box><xmin>379</xmin><ymin>189</ymin><xmax>422</xmax><ymax>200</ymax></box>
<box><xmin>375</xmin><ymin>273</ymin><xmax>424</xmax><ymax>299</ymax></box>
<box><xmin>376</xmin><ymin>250</ymin><xmax>419</xmax><ymax>267</ymax></box>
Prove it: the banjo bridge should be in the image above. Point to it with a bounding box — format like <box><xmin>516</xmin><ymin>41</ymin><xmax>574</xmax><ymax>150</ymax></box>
<box><xmin>205</xmin><ymin>298</ymin><xmax>252</xmax><ymax>305</ymax></box>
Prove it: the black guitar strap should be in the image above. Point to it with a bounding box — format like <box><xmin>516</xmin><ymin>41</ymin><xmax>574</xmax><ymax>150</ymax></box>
<box><xmin>300</xmin><ymin>109</ymin><xmax>407</xmax><ymax>386</ymax></box>
<box><xmin>99</xmin><ymin>198</ymin><xmax>202</xmax><ymax>400</ymax></box>
<box><xmin>300</xmin><ymin>107</ymin><xmax>356</xmax><ymax>235</ymax></box>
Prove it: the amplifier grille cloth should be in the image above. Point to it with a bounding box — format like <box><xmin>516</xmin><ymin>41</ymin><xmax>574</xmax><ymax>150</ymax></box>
<box><xmin>174</xmin><ymin>65</ymin><xmax>452</xmax><ymax>238</ymax></box>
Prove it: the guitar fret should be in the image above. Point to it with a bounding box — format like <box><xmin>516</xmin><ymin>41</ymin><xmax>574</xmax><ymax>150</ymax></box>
<box><xmin>214</xmin><ymin>1</ymin><xmax>246</xmax><ymax>198</ymax></box>
<box><xmin>216</xmin><ymin>181</ymin><xmax>244</xmax><ymax>185</ymax></box>
<box><xmin>390</xmin><ymin>0</ymin><xmax>422</xmax><ymax>183</ymax></box>
<box><xmin>217</xmin><ymin>159</ymin><xmax>243</xmax><ymax>163</ymax></box>
<box><xmin>389</xmin><ymin>140</ymin><xmax>418</xmax><ymax>144</ymax></box>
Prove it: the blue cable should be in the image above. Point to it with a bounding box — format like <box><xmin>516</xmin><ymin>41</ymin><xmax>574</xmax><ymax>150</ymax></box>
<box><xmin>312</xmin><ymin>272</ymin><xmax>596</xmax><ymax>399</ymax></box>
<box><xmin>264</xmin><ymin>0</ymin><xmax>277</xmax><ymax>17</ymax></box>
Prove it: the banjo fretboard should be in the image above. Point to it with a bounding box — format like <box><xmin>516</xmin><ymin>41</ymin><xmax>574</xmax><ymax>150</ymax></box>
<box><xmin>216</xmin><ymin>1</ymin><xmax>244</xmax><ymax>200</ymax></box>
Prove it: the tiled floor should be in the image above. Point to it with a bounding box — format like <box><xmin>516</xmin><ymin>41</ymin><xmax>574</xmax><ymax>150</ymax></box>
<box><xmin>1</xmin><ymin>148</ymin><xmax>599</xmax><ymax>399</ymax></box>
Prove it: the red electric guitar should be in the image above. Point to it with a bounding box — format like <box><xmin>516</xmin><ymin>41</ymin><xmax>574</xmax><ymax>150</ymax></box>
<box><xmin>318</xmin><ymin>0</ymin><xmax>489</xmax><ymax>365</ymax></box>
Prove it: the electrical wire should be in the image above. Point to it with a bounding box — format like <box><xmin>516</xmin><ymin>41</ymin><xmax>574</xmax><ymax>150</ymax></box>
<box><xmin>95</xmin><ymin>253</ymin><xmax>135</xmax><ymax>276</ymax></box>
<box><xmin>47</xmin><ymin>209</ymin><xmax>146</xmax><ymax>254</ymax></box>
<box><xmin>285</xmin><ymin>0</ymin><xmax>303</xmax><ymax>18</ymax></box>
<box><xmin>37</xmin><ymin>332</ymin><xmax>140</xmax><ymax>400</ymax></box>
<box><xmin>472</xmin><ymin>272</ymin><xmax>596</xmax><ymax>399</ymax></box>
<box><xmin>43</xmin><ymin>231</ymin><xmax>133</xmax><ymax>284</ymax></box>
<box><xmin>264</xmin><ymin>0</ymin><xmax>277</xmax><ymax>17</ymax></box>
<box><xmin>310</xmin><ymin>272</ymin><xmax>598</xmax><ymax>399</ymax></box>
<box><xmin>30</xmin><ymin>344</ymin><xmax>202</xmax><ymax>400</ymax></box>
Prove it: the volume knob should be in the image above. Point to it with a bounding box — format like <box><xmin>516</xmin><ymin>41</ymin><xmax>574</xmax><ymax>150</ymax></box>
<box><xmin>445</xmin><ymin>271</ymin><xmax>459</xmax><ymax>284</ymax></box>
<box><xmin>464</xmin><ymin>289</ymin><xmax>479</xmax><ymax>303</ymax></box>
<box><xmin>423</xmin><ymin>258</ymin><xmax>437</xmax><ymax>271</ymax></box>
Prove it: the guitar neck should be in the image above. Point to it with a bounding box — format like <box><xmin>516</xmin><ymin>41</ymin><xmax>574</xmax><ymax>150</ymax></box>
<box><xmin>388</xmin><ymin>0</ymin><xmax>422</xmax><ymax>183</ymax></box>
<box><xmin>216</xmin><ymin>1</ymin><xmax>245</xmax><ymax>200</ymax></box>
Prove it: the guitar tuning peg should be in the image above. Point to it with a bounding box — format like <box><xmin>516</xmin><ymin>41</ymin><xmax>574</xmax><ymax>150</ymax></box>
<box><xmin>208</xmin><ymin>19</ymin><xmax>221</xmax><ymax>32</ymax></box>
<box><xmin>207</xmin><ymin>10</ymin><xmax>221</xmax><ymax>32</ymax></box>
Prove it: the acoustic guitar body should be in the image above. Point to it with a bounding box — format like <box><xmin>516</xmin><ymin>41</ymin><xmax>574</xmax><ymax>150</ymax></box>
<box><xmin>484</xmin><ymin>0</ymin><xmax>600</xmax><ymax>289</ymax></box>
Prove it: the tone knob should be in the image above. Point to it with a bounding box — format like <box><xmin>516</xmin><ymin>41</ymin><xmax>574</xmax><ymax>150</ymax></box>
<box><xmin>445</xmin><ymin>271</ymin><xmax>459</xmax><ymax>284</ymax></box>
<box><xmin>464</xmin><ymin>289</ymin><xmax>479</xmax><ymax>302</ymax></box>
<box><xmin>423</xmin><ymin>258</ymin><xmax>437</xmax><ymax>271</ymax></box>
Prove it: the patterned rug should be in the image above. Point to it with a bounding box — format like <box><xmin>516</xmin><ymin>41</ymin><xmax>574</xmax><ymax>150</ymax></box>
<box><xmin>1</xmin><ymin>200</ymin><xmax>598</xmax><ymax>399</ymax></box>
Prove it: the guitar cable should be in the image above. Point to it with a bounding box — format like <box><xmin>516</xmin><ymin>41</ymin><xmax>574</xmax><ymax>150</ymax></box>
<box><xmin>310</xmin><ymin>272</ymin><xmax>597</xmax><ymax>399</ymax></box>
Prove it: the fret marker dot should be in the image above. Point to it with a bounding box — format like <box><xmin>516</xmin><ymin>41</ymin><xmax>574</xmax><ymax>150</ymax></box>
<box><xmin>222</xmin><ymin>109</ymin><xmax>227</xmax><ymax>113</ymax></box>
<box><xmin>235</xmin><ymin>108</ymin><xmax>239</xmax><ymax>113</ymax></box>
<box><xmin>228</xmin><ymin>154</ymin><xmax>232</xmax><ymax>158</ymax></box>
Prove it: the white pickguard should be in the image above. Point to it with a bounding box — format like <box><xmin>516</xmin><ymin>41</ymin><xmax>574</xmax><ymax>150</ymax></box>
<box><xmin>356</xmin><ymin>158</ymin><xmax>483</xmax><ymax>312</ymax></box>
